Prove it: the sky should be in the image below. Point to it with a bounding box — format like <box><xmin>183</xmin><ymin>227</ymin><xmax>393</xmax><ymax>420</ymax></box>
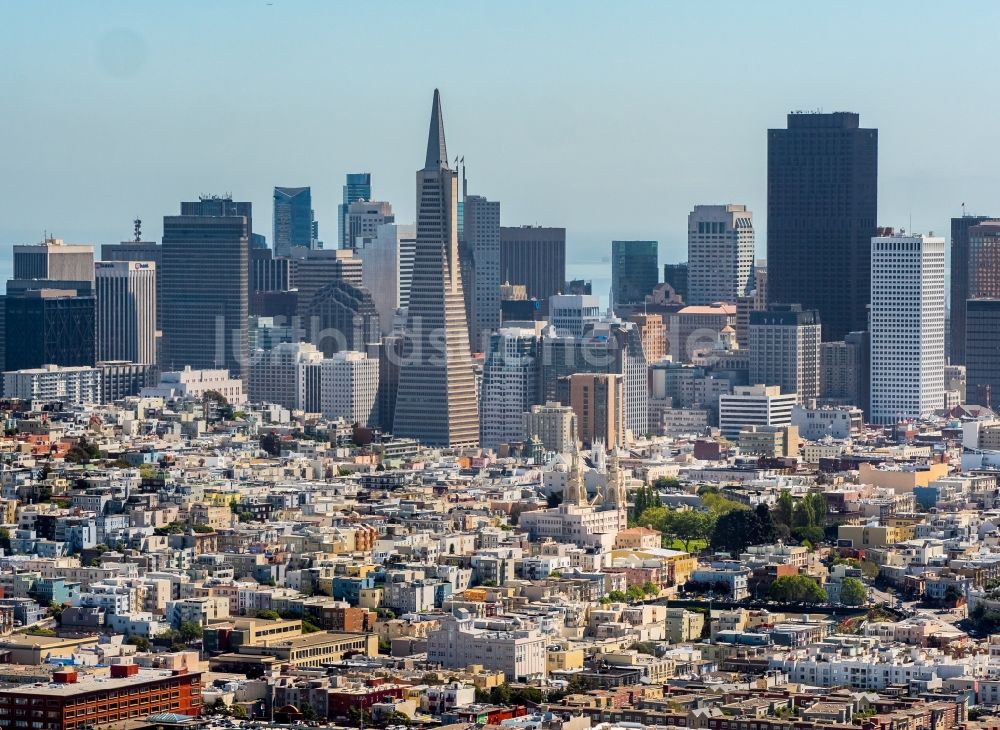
<box><xmin>2</xmin><ymin>1</ymin><xmax>999</xmax><ymax>290</ymax></box>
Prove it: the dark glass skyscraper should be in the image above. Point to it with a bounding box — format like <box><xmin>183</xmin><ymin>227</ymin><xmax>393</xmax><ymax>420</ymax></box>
<box><xmin>339</xmin><ymin>173</ymin><xmax>372</xmax><ymax>247</ymax></box>
<box><xmin>4</xmin><ymin>287</ymin><xmax>96</xmax><ymax>371</ymax></box>
<box><xmin>951</xmin><ymin>214</ymin><xmax>995</xmax><ymax>364</ymax></box>
<box><xmin>393</xmin><ymin>90</ymin><xmax>480</xmax><ymax>447</ymax></box>
<box><xmin>966</xmin><ymin>298</ymin><xmax>1000</xmax><ymax>407</ymax></box>
<box><xmin>161</xmin><ymin>197</ymin><xmax>249</xmax><ymax>378</ymax></box>
<box><xmin>273</xmin><ymin>186</ymin><xmax>316</xmax><ymax>256</ymax></box>
<box><xmin>612</xmin><ymin>240</ymin><xmax>658</xmax><ymax>306</ymax></box>
<box><xmin>767</xmin><ymin>112</ymin><xmax>877</xmax><ymax>342</ymax></box>
<box><xmin>499</xmin><ymin>226</ymin><xmax>566</xmax><ymax>310</ymax></box>
<box><xmin>663</xmin><ymin>262</ymin><xmax>688</xmax><ymax>301</ymax></box>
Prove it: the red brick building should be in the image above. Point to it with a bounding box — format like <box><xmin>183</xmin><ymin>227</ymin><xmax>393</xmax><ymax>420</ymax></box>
<box><xmin>0</xmin><ymin>666</ymin><xmax>202</xmax><ymax>730</ymax></box>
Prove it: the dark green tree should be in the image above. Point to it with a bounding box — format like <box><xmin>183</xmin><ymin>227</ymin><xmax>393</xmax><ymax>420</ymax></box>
<box><xmin>839</xmin><ymin>577</ymin><xmax>867</xmax><ymax>606</ymax></box>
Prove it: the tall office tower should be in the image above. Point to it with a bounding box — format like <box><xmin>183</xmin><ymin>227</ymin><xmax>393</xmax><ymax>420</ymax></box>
<box><xmin>662</xmin><ymin>263</ymin><xmax>688</xmax><ymax>302</ymax></box>
<box><xmin>687</xmin><ymin>205</ymin><xmax>754</xmax><ymax>306</ymax></box>
<box><xmin>965</xmin><ymin>299</ymin><xmax>1000</xmax><ymax>408</ymax></box>
<box><xmin>248</xmin><ymin>248</ymin><xmax>294</xmax><ymax>316</ymax></box>
<box><xmin>357</xmin><ymin>223</ymin><xmax>416</xmax><ymax>335</ymax></box>
<box><xmin>304</xmin><ymin>280</ymin><xmax>381</xmax><ymax>356</ymax></box>
<box><xmin>161</xmin><ymin>197</ymin><xmax>250</xmax><ymax>378</ymax></box>
<box><xmin>549</xmin><ymin>294</ymin><xmax>601</xmax><ymax>337</ymax></box>
<box><xmin>102</xmin><ymin>225</ymin><xmax>162</xmax><ymax>328</ymax></box>
<box><xmin>539</xmin><ymin>320</ymin><xmax>648</xmax><ymax>439</ymax></box>
<box><xmin>748</xmin><ymin>304</ymin><xmax>821</xmax><ymax>403</ymax></box>
<box><xmin>247</xmin><ymin>341</ymin><xmax>324</xmax><ymax>409</ymax></box>
<box><xmin>522</xmin><ymin>402</ymin><xmax>578</xmax><ymax>454</ymax></box>
<box><xmin>499</xmin><ymin>226</ymin><xmax>566</xmax><ymax>308</ymax></box>
<box><xmin>968</xmin><ymin>222</ymin><xmax>1000</xmax><ymax>300</ymax></box>
<box><xmin>392</xmin><ymin>90</ymin><xmax>480</xmax><ymax>447</ymax></box>
<box><xmin>320</xmin><ymin>351</ymin><xmax>379</xmax><ymax>426</ymax></box>
<box><xmin>13</xmin><ymin>238</ymin><xmax>95</xmax><ymax>283</ymax></box>
<box><xmin>767</xmin><ymin>112</ymin><xmax>877</xmax><ymax>341</ymax></box>
<box><xmin>480</xmin><ymin>327</ymin><xmax>540</xmax><ymax>449</ymax></box>
<box><xmin>869</xmin><ymin>233</ymin><xmax>945</xmax><ymax>425</ymax></box>
<box><xmin>94</xmin><ymin>261</ymin><xmax>156</xmax><ymax>364</ymax></box>
<box><xmin>339</xmin><ymin>173</ymin><xmax>372</xmax><ymax>247</ymax></box>
<box><xmin>611</xmin><ymin>240</ymin><xmax>658</xmax><ymax>306</ymax></box>
<box><xmin>4</xmin><ymin>285</ymin><xmax>96</xmax><ymax>371</ymax></box>
<box><xmin>464</xmin><ymin>194</ymin><xmax>502</xmax><ymax>352</ymax></box>
<box><xmin>273</xmin><ymin>186</ymin><xmax>317</xmax><ymax>256</ymax></box>
<box><xmin>343</xmin><ymin>200</ymin><xmax>394</xmax><ymax>250</ymax></box>
<box><xmin>568</xmin><ymin>373</ymin><xmax>625</xmax><ymax>449</ymax></box>
<box><xmin>291</xmin><ymin>248</ymin><xmax>363</xmax><ymax>320</ymax></box>
<box><xmin>950</xmin><ymin>215</ymin><xmax>994</xmax><ymax>364</ymax></box>
<box><xmin>820</xmin><ymin>335</ymin><xmax>868</xmax><ymax>412</ymax></box>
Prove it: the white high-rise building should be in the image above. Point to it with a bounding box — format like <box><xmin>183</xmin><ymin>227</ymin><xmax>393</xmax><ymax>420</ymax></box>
<box><xmin>344</xmin><ymin>200</ymin><xmax>394</xmax><ymax>249</ymax></box>
<box><xmin>95</xmin><ymin>260</ymin><xmax>157</xmax><ymax>364</ymax></box>
<box><xmin>3</xmin><ymin>364</ymin><xmax>101</xmax><ymax>405</ymax></box>
<box><xmin>869</xmin><ymin>233</ymin><xmax>946</xmax><ymax>425</ymax></box>
<box><xmin>320</xmin><ymin>351</ymin><xmax>379</xmax><ymax>426</ymax></box>
<box><xmin>718</xmin><ymin>384</ymin><xmax>797</xmax><ymax>439</ymax></box>
<box><xmin>357</xmin><ymin>222</ymin><xmax>416</xmax><ymax>335</ymax></box>
<box><xmin>549</xmin><ymin>294</ymin><xmax>602</xmax><ymax>337</ymax></box>
<box><xmin>247</xmin><ymin>341</ymin><xmax>324</xmax><ymax>411</ymax></box>
<box><xmin>480</xmin><ymin>327</ymin><xmax>538</xmax><ymax>449</ymax></box>
<box><xmin>687</xmin><ymin>205</ymin><xmax>755</xmax><ymax>306</ymax></box>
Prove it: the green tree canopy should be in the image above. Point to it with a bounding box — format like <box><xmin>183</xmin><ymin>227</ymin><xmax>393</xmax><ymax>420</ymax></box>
<box><xmin>769</xmin><ymin>575</ymin><xmax>827</xmax><ymax>603</ymax></box>
<box><xmin>839</xmin><ymin>577</ymin><xmax>867</xmax><ymax>606</ymax></box>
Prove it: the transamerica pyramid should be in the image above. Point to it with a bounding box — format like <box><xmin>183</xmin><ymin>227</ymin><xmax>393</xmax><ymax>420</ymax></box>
<box><xmin>392</xmin><ymin>90</ymin><xmax>480</xmax><ymax>447</ymax></box>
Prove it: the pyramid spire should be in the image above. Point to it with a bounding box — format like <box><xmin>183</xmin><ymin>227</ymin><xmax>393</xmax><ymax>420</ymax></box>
<box><xmin>424</xmin><ymin>88</ymin><xmax>449</xmax><ymax>170</ymax></box>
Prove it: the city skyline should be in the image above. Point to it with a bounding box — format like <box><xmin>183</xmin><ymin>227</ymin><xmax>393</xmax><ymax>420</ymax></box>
<box><xmin>3</xmin><ymin>2</ymin><xmax>998</xmax><ymax>283</ymax></box>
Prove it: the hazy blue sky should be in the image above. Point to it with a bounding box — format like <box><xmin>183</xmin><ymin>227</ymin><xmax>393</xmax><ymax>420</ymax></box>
<box><xmin>2</xmin><ymin>1</ymin><xmax>998</xmax><ymax>286</ymax></box>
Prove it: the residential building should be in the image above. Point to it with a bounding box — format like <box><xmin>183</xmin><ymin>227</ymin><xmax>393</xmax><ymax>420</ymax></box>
<box><xmin>739</xmin><ymin>424</ymin><xmax>799</xmax><ymax>458</ymax></box>
<box><xmin>627</xmin><ymin>312</ymin><xmax>667</xmax><ymax>363</ymax></box>
<box><xmin>3</xmin><ymin>365</ymin><xmax>101</xmax><ymax>405</ymax></box>
<box><xmin>427</xmin><ymin>614</ymin><xmax>547</xmax><ymax>681</ymax></box>
<box><xmin>767</xmin><ymin>112</ymin><xmax>878</xmax><ymax>341</ymax></box>
<box><xmin>687</xmin><ymin>205</ymin><xmax>754</xmax><ymax>305</ymax></box>
<box><xmin>791</xmin><ymin>405</ymin><xmax>863</xmax><ymax>440</ymax></box>
<box><xmin>869</xmin><ymin>233</ymin><xmax>946</xmax><ymax>425</ymax></box>
<box><xmin>392</xmin><ymin>90</ymin><xmax>480</xmax><ymax>447</ymax></box>
<box><xmin>141</xmin><ymin>366</ymin><xmax>246</xmax><ymax>405</ymax></box>
<box><xmin>522</xmin><ymin>402</ymin><xmax>578</xmax><ymax>454</ymax></box>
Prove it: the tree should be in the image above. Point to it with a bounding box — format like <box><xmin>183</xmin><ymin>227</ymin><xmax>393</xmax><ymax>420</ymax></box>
<box><xmin>669</xmin><ymin>510</ymin><xmax>713</xmax><ymax>552</ymax></box>
<box><xmin>711</xmin><ymin>508</ymin><xmax>773</xmax><ymax>555</ymax></box>
<box><xmin>839</xmin><ymin>577</ymin><xmax>867</xmax><ymax>606</ymax></box>
<box><xmin>775</xmin><ymin>490</ymin><xmax>794</xmax><ymax>527</ymax></box>
<box><xmin>178</xmin><ymin>621</ymin><xmax>203</xmax><ymax>643</ymax></box>
<box><xmin>626</xmin><ymin>585</ymin><xmax>647</xmax><ymax>602</ymax></box>
<box><xmin>607</xmin><ymin>590</ymin><xmax>627</xmax><ymax>603</ymax></box>
<box><xmin>230</xmin><ymin>704</ymin><xmax>248</xmax><ymax>719</ymax></box>
<box><xmin>642</xmin><ymin>581</ymin><xmax>659</xmax><ymax>596</ymax></box>
<box><xmin>255</xmin><ymin>609</ymin><xmax>281</xmax><ymax>620</ymax></box>
<box><xmin>769</xmin><ymin>575</ymin><xmax>827</xmax><ymax>604</ymax></box>
<box><xmin>126</xmin><ymin>634</ymin><xmax>151</xmax><ymax>651</ymax></box>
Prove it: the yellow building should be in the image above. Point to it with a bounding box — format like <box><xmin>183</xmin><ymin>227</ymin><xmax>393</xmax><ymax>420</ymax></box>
<box><xmin>858</xmin><ymin>462</ymin><xmax>949</xmax><ymax>494</ymax></box>
<box><xmin>837</xmin><ymin>523</ymin><xmax>917</xmax><ymax>549</ymax></box>
<box><xmin>614</xmin><ymin>527</ymin><xmax>662</xmax><ymax>550</ymax></box>
<box><xmin>546</xmin><ymin>647</ymin><xmax>585</xmax><ymax>673</ymax></box>
<box><xmin>234</xmin><ymin>631</ymin><xmax>378</xmax><ymax>668</ymax></box>
<box><xmin>665</xmin><ymin>608</ymin><xmax>704</xmax><ymax>643</ymax></box>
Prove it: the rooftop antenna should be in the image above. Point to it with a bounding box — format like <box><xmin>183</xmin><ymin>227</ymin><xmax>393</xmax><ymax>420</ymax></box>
<box><xmin>962</xmin><ymin>202</ymin><xmax>967</xmax><ymax>217</ymax></box>
<box><xmin>133</xmin><ymin>218</ymin><xmax>142</xmax><ymax>243</ymax></box>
